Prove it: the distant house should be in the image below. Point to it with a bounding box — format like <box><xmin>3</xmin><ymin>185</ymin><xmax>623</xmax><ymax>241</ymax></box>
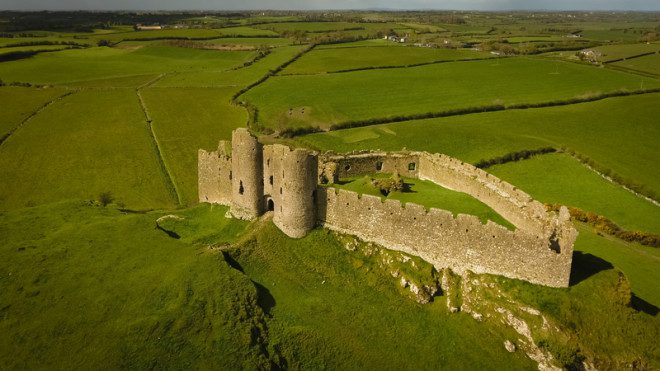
<box><xmin>566</xmin><ymin>34</ymin><xmax>582</xmax><ymax>38</ymax></box>
<box><xmin>385</xmin><ymin>35</ymin><xmax>408</xmax><ymax>43</ymax></box>
<box><xmin>577</xmin><ymin>49</ymin><xmax>602</xmax><ymax>63</ymax></box>
<box><xmin>135</xmin><ymin>24</ymin><xmax>162</xmax><ymax>31</ymax></box>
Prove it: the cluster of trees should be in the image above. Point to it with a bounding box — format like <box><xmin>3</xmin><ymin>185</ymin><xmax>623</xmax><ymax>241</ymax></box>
<box><xmin>546</xmin><ymin>204</ymin><xmax>659</xmax><ymax>247</ymax></box>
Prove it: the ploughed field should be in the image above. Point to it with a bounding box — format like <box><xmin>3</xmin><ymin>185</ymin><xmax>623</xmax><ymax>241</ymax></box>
<box><xmin>1</xmin><ymin>15</ymin><xmax>659</xmax><ymax>369</ymax></box>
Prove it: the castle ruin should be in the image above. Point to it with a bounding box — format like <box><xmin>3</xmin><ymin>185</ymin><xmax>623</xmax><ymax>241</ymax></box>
<box><xmin>199</xmin><ymin>128</ymin><xmax>577</xmax><ymax>287</ymax></box>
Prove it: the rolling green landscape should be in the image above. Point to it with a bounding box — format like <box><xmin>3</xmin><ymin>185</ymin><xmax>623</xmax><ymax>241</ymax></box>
<box><xmin>0</xmin><ymin>9</ymin><xmax>658</xmax><ymax>370</ymax></box>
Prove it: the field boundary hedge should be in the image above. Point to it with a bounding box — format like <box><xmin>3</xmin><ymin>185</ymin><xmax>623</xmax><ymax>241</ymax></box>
<box><xmin>0</xmin><ymin>46</ymin><xmax>84</xmax><ymax>62</ymax></box>
<box><xmin>546</xmin><ymin>203</ymin><xmax>660</xmax><ymax>247</ymax></box>
<box><xmin>278</xmin><ymin>55</ymin><xmax>502</xmax><ymax>76</ymax></box>
<box><xmin>232</xmin><ymin>43</ymin><xmax>316</xmax><ymax>103</ymax></box>
<box><xmin>136</xmin><ymin>88</ymin><xmax>182</xmax><ymax>207</ymax></box>
<box><xmin>311</xmin><ymin>88</ymin><xmax>660</xmax><ymax>132</ymax></box>
<box><xmin>0</xmin><ymin>90</ymin><xmax>74</xmax><ymax>147</ymax></box>
<box><xmin>563</xmin><ymin>147</ymin><xmax>659</xmax><ymax>205</ymax></box>
<box><xmin>474</xmin><ymin>147</ymin><xmax>557</xmax><ymax>169</ymax></box>
<box><xmin>603</xmin><ymin>51</ymin><xmax>659</xmax><ymax>64</ymax></box>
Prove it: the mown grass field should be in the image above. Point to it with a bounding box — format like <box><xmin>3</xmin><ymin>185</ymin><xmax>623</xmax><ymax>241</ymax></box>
<box><xmin>282</xmin><ymin>45</ymin><xmax>493</xmax><ymax>74</ymax></box>
<box><xmin>0</xmin><ymin>45</ymin><xmax>255</xmax><ymax>86</ymax></box>
<box><xmin>245</xmin><ymin>57</ymin><xmax>659</xmax><ymax>130</ymax></box>
<box><xmin>488</xmin><ymin>153</ymin><xmax>660</xmax><ymax>234</ymax></box>
<box><xmin>0</xmin><ymin>90</ymin><xmax>175</xmax><ymax>210</ymax></box>
<box><xmin>141</xmin><ymin>87</ymin><xmax>247</xmax><ymax>206</ymax></box>
<box><xmin>331</xmin><ymin>174</ymin><xmax>514</xmax><ymax>229</ymax></box>
<box><xmin>0</xmin><ymin>86</ymin><xmax>65</xmax><ymax>138</ymax></box>
<box><xmin>298</xmin><ymin>93</ymin><xmax>660</xmax><ymax>199</ymax></box>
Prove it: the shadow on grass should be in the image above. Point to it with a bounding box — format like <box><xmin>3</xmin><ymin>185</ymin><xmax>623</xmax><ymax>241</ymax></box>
<box><xmin>222</xmin><ymin>251</ymin><xmax>244</xmax><ymax>273</ymax></box>
<box><xmin>569</xmin><ymin>251</ymin><xmax>613</xmax><ymax>286</ymax></box>
<box><xmin>155</xmin><ymin>224</ymin><xmax>180</xmax><ymax>239</ymax></box>
<box><xmin>630</xmin><ymin>294</ymin><xmax>658</xmax><ymax>316</ymax></box>
<box><xmin>253</xmin><ymin>281</ymin><xmax>276</xmax><ymax>315</ymax></box>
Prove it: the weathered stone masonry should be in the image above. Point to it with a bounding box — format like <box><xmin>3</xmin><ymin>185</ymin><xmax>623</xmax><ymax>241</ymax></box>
<box><xmin>199</xmin><ymin>129</ymin><xmax>577</xmax><ymax>287</ymax></box>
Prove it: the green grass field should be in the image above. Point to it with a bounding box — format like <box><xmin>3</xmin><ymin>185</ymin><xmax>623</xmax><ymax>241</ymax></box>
<box><xmin>95</xmin><ymin>26</ymin><xmax>278</xmax><ymax>43</ymax></box>
<box><xmin>298</xmin><ymin>93</ymin><xmax>660</xmax><ymax>199</ymax></box>
<box><xmin>282</xmin><ymin>45</ymin><xmax>492</xmax><ymax>74</ymax></box>
<box><xmin>155</xmin><ymin>45</ymin><xmax>306</xmax><ymax>88</ymax></box>
<box><xmin>610</xmin><ymin>53</ymin><xmax>660</xmax><ymax>75</ymax></box>
<box><xmin>572</xmin><ymin>224</ymin><xmax>660</xmax><ymax>307</ymax></box>
<box><xmin>0</xmin><ymin>201</ymin><xmax>264</xmax><ymax>369</ymax></box>
<box><xmin>0</xmin><ymin>45</ymin><xmax>255</xmax><ymax>86</ymax></box>
<box><xmin>0</xmin><ymin>90</ymin><xmax>175</xmax><ymax>210</ymax></box>
<box><xmin>330</xmin><ymin>174</ymin><xmax>514</xmax><ymax>229</ymax></box>
<box><xmin>594</xmin><ymin>43</ymin><xmax>660</xmax><ymax>62</ymax></box>
<box><xmin>488</xmin><ymin>153</ymin><xmax>660</xmax><ymax>234</ymax></box>
<box><xmin>0</xmin><ymin>86</ymin><xmax>66</xmax><ymax>138</ymax></box>
<box><xmin>1</xmin><ymin>14</ymin><xmax>659</xmax><ymax>369</ymax></box>
<box><xmin>245</xmin><ymin>57</ymin><xmax>659</xmax><ymax>130</ymax></box>
<box><xmin>141</xmin><ymin>87</ymin><xmax>247</xmax><ymax>206</ymax></box>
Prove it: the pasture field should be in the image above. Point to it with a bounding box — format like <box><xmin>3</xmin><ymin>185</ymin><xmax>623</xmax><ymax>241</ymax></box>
<box><xmin>594</xmin><ymin>43</ymin><xmax>660</xmax><ymax>62</ymax></box>
<box><xmin>0</xmin><ymin>36</ymin><xmax>91</xmax><ymax>47</ymax></box>
<box><xmin>155</xmin><ymin>45</ymin><xmax>306</xmax><ymax>88</ymax></box>
<box><xmin>245</xmin><ymin>57</ymin><xmax>659</xmax><ymax>130</ymax></box>
<box><xmin>0</xmin><ymin>44</ymin><xmax>78</xmax><ymax>56</ymax></box>
<box><xmin>610</xmin><ymin>53</ymin><xmax>660</xmax><ymax>75</ymax></box>
<box><xmin>95</xmin><ymin>26</ymin><xmax>278</xmax><ymax>43</ymax></box>
<box><xmin>202</xmin><ymin>37</ymin><xmax>292</xmax><ymax>46</ymax></box>
<box><xmin>330</xmin><ymin>174</ymin><xmax>514</xmax><ymax>228</ymax></box>
<box><xmin>298</xmin><ymin>93</ymin><xmax>660</xmax><ymax>198</ymax></box>
<box><xmin>1</xmin><ymin>12</ymin><xmax>659</xmax><ymax>370</ymax></box>
<box><xmin>141</xmin><ymin>87</ymin><xmax>247</xmax><ymax>206</ymax></box>
<box><xmin>0</xmin><ymin>45</ymin><xmax>255</xmax><ymax>86</ymax></box>
<box><xmin>282</xmin><ymin>45</ymin><xmax>493</xmax><ymax>74</ymax></box>
<box><xmin>0</xmin><ymin>90</ymin><xmax>175</xmax><ymax>210</ymax></box>
<box><xmin>254</xmin><ymin>21</ymin><xmax>404</xmax><ymax>34</ymax></box>
<box><xmin>488</xmin><ymin>153</ymin><xmax>660</xmax><ymax>234</ymax></box>
<box><xmin>0</xmin><ymin>202</ymin><xmax>261</xmax><ymax>369</ymax></box>
<box><xmin>0</xmin><ymin>86</ymin><xmax>65</xmax><ymax>138</ymax></box>
<box><xmin>505</xmin><ymin>36</ymin><xmax>569</xmax><ymax>43</ymax></box>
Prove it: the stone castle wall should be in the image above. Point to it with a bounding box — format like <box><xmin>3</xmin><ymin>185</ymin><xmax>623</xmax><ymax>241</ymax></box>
<box><xmin>199</xmin><ymin>130</ymin><xmax>577</xmax><ymax>287</ymax></box>
<box><xmin>319</xmin><ymin>152</ymin><xmax>420</xmax><ymax>183</ymax></box>
<box><xmin>317</xmin><ymin>187</ymin><xmax>575</xmax><ymax>287</ymax></box>
<box><xmin>417</xmin><ymin>153</ymin><xmax>548</xmax><ymax>233</ymax></box>
<box><xmin>198</xmin><ymin>141</ymin><xmax>232</xmax><ymax>205</ymax></box>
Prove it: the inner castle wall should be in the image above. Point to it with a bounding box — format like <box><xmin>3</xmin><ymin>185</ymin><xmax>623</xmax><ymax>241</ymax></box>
<box><xmin>199</xmin><ymin>129</ymin><xmax>577</xmax><ymax>287</ymax></box>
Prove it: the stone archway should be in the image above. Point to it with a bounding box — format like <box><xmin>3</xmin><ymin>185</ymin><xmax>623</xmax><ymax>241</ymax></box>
<box><xmin>267</xmin><ymin>198</ymin><xmax>275</xmax><ymax>212</ymax></box>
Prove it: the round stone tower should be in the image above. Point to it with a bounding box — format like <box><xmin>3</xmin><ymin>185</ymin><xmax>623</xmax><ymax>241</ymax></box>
<box><xmin>274</xmin><ymin>148</ymin><xmax>318</xmax><ymax>238</ymax></box>
<box><xmin>230</xmin><ymin>128</ymin><xmax>263</xmax><ymax>220</ymax></box>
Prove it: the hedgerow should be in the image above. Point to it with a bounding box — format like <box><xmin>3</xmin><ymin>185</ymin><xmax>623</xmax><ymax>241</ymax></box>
<box><xmin>546</xmin><ymin>203</ymin><xmax>659</xmax><ymax>247</ymax></box>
